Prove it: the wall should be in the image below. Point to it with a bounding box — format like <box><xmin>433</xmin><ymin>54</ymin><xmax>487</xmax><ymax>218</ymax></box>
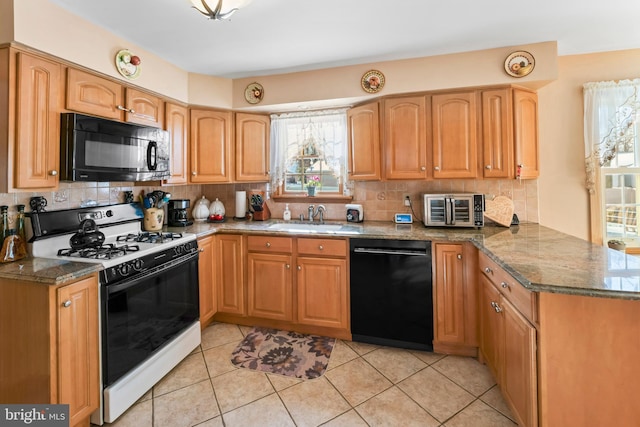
<box><xmin>537</xmin><ymin>49</ymin><xmax>640</xmax><ymax>241</ymax></box>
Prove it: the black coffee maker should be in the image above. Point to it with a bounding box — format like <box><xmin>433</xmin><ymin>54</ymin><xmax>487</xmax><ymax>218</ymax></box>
<box><xmin>167</xmin><ymin>199</ymin><xmax>192</xmax><ymax>227</ymax></box>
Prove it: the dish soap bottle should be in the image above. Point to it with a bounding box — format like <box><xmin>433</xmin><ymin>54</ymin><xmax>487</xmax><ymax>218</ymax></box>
<box><xmin>283</xmin><ymin>203</ymin><xmax>291</xmax><ymax>221</ymax></box>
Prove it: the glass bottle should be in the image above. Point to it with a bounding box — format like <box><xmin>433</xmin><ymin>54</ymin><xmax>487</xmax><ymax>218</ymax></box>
<box><xmin>0</xmin><ymin>205</ymin><xmax>8</xmax><ymax>243</ymax></box>
<box><xmin>16</xmin><ymin>205</ymin><xmax>26</xmax><ymax>243</ymax></box>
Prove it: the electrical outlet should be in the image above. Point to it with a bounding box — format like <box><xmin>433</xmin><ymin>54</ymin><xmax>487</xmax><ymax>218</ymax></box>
<box><xmin>403</xmin><ymin>193</ymin><xmax>411</xmax><ymax>206</ymax></box>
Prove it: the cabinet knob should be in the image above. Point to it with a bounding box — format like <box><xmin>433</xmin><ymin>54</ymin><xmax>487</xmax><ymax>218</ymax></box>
<box><xmin>192</xmin><ymin>171</ymin><xmax>197</xmax><ymax>176</ymax></box>
<box><xmin>62</xmin><ymin>300</ymin><xmax>72</xmax><ymax>308</ymax></box>
<box><xmin>297</xmin><ymin>265</ymin><xmax>302</xmax><ymax>271</ymax></box>
<box><xmin>318</xmin><ymin>245</ymin><xmax>324</xmax><ymax>250</ymax></box>
<box><xmin>434</xmin><ymin>166</ymin><xmax>440</xmax><ymax>171</ymax></box>
<box><xmin>421</xmin><ymin>166</ymin><xmax>426</xmax><ymax>171</ymax></box>
<box><xmin>199</xmin><ymin>248</ymin><xmax>205</xmax><ymax>252</ymax></box>
<box><xmin>485</xmin><ymin>165</ymin><xmax>492</xmax><ymax>170</ymax></box>
<box><xmin>265</xmin><ymin>242</ymin><xmax>271</xmax><ymax>248</ymax></box>
<box><xmin>286</xmin><ymin>264</ymin><xmax>290</xmax><ymax>269</ymax></box>
<box><xmin>501</xmin><ymin>281</ymin><xmax>509</xmax><ymax>289</ymax></box>
<box><xmin>49</xmin><ymin>170</ymin><xmax>58</xmax><ymax>176</ymax></box>
<box><xmin>494</xmin><ymin>303</ymin><xmax>503</xmax><ymax>313</ymax></box>
<box><xmin>484</xmin><ymin>267</ymin><xmax>492</xmax><ymax>274</ymax></box>
<box><xmin>518</xmin><ymin>164</ymin><xmax>525</xmax><ymax>168</ymax></box>
<box><xmin>457</xmin><ymin>254</ymin><xmax>462</xmax><ymax>260</ymax></box>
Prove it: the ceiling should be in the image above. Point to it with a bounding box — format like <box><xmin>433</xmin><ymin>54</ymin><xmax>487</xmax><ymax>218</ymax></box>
<box><xmin>50</xmin><ymin>0</ymin><xmax>640</xmax><ymax>79</ymax></box>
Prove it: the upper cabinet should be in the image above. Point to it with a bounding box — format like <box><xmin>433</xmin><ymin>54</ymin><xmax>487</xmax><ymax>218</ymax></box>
<box><xmin>481</xmin><ymin>87</ymin><xmax>539</xmax><ymax>179</ymax></box>
<box><xmin>66</xmin><ymin>68</ymin><xmax>164</xmax><ymax>128</ymax></box>
<box><xmin>0</xmin><ymin>48</ymin><xmax>62</xmax><ymax>192</ymax></box>
<box><xmin>347</xmin><ymin>102</ymin><xmax>381</xmax><ymax>181</ymax></box>
<box><xmin>431</xmin><ymin>91</ymin><xmax>479</xmax><ymax>179</ymax></box>
<box><xmin>163</xmin><ymin>102</ymin><xmax>189</xmax><ymax>185</ymax></box>
<box><xmin>235</xmin><ymin>113</ymin><xmax>270</xmax><ymax>182</ymax></box>
<box><xmin>383</xmin><ymin>96</ymin><xmax>429</xmax><ymax>180</ymax></box>
<box><xmin>189</xmin><ymin>108</ymin><xmax>233</xmax><ymax>183</ymax></box>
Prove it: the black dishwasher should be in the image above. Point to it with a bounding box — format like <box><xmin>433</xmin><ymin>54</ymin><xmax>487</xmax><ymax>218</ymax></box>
<box><xmin>350</xmin><ymin>239</ymin><xmax>433</xmax><ymax>351</ymax></box>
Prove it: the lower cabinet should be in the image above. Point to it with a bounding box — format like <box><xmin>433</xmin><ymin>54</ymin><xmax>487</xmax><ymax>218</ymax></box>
<box><xmin>0</xmin><ymin>274</ymin><xmax>99</xmax><ymax>427</ymax></box>
<box><xmin>432</xmin><ymin>242</ymin><xmax>479</xmax><ymax>356</ymax></box>
<box><xmin>214</xmin><ymin>234</ymin><xmax>349</xmax><ymax>339</ymax></box>
<box><xmin>197</xmin><ymin>235</ymin><xmax>216</xmax><ymax>328</ymax></box>
<box><xmin>479</xmin><ymin>252</ymin><xmax>538</xmax><ymax>427</ymax></box>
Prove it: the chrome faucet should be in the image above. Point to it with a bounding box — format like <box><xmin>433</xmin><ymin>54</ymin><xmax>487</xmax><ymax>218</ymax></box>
<box><xmin>312</xmin><ymin>205</ymin><xmax>326</xmax><ymax>224</ymax></box>
<box><xmin>308</xmin><ymin>205</ymin><xmax>315</xmax><ymax>222</ymax></box>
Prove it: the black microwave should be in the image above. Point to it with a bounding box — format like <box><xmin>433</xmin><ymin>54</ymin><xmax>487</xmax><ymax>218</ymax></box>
<box><xmin>60</xmin><ymin>113</ymin><xmax>170</xmax><ymax>182</ymax></box>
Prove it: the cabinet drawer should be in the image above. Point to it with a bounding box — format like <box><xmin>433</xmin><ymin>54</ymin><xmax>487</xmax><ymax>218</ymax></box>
<box><xmin>247</xmin><ymin>235</ymin><xmax>293</xmax><ymax>253</ymax></box>
<box><xmin>479</xmin><ymin>251</ymin><xmax>536</xmax><ymax>324</ymax></box>
<box><xmin>297</xmin><ymin>238</ymin><xmax>347</xmax><ymax>257</ymax></box>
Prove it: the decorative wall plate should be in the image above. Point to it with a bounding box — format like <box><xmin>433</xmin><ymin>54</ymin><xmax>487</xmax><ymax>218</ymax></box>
<box><xmin>361</xmin><ymin>70</ymin><xmax>385</xmax><ymax>93</ymax></box>
<box><xmin>504</xmin><ymin>51</ymin><xmax>535</xmax><ymax>78</ymax></box>
<box><xmin>115</xmin><ymin>49</ymin><xmax>141</xmax><ymax>80</ymax></box>
<box><xmin>244</xmin><ymin>82</ymin><xmax>264</xmax><ymax>104</ymax></box>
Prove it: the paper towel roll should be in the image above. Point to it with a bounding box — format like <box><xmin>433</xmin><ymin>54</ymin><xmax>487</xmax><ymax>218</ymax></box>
<box><xmin>235</xmin><ymin>191</ymin><xmax>246</xmax><ymax>218</ymax></box>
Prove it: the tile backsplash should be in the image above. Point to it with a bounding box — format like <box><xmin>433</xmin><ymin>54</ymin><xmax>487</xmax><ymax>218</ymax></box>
<box><xmin>1</xmin><ymin>178</ymin><xmax>538</xmax><ymax>228</ymax></box>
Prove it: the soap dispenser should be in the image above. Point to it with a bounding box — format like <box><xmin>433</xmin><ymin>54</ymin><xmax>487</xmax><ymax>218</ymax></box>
<box><xmin>283</xmin><ymin>203</ymin><xmax>291</xmax><ymax>221</ymax></box>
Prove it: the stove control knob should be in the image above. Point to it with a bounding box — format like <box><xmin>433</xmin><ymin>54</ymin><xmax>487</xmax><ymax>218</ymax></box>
<box><xmin>132</xmin><ymin>259</ymin><xmax>144</xmax><ymax>270</ymax></box>
<box><xmin>106</xmin><ymin>210</ymin><xmax>114</xmax><ymax>217</ymax></box>
<box><xmin>119</xmin><ymin>263</ymin><xmax>131</xmax><ymax>276</ymax></box>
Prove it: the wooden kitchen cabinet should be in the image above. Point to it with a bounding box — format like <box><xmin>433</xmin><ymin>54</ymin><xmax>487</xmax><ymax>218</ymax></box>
<box><xmin>383</xmin><ymin>96</ymin><xmax>429</xmax><ymax>180</ymax></box>
<box><xmin>432</xmin><ymin>242</ymin><xmax>478</xmax><ymax>356</ymax></box>
<box><xmin>215</xmin><ymin>234</ymin><xmax>245</xmax><ymax>315</ymax></box>
<box><xmin>197</xmin><ymin>235</ymin><xmax>216</xmax><ymax>328</ymax></box>
<box><xmin>189</xmin><ymin>108</ymin><xmax>233</xmax><ymax>183</ymax></box>
<box><xmin>347</xmin><ymin>101</ymin><xmax>381</xmax><ymax>180</ymax></box>
<box><xmin>235</xmin><ymin>112</ymin><xmax>270</xmax><ymax>182</ymax></box>
<box><xmin>431</xmin><ymin>91</ymin><xmax>478</xmax><ymax>179</ymax></box>
<box><xmin>66</xmin><ymin>68</ymin><xmax>164</xmax><ymax>127</ymax></box>
<box><xmin>479</xmin><ymin>252</ymin><xmax>537</xmax><ymax>427</ymax></box>
<box><xmin>513</xmin><ymin>88</ymin><xmax>539</xmax><ymax>179</ymax></box>
<box><xmin>0</xmin><ymin>48</ymin><xmax>62</xmax><ymax>192</ymax></box>
<box><xmin>163</xmin><ymin>102</ymin><xmax>189</xmax><ymax>185</ymax></box>
<box><xmin>0</xmin><ymin>274</ymin><xmax>99</xmax><ymax>427</ymax></box>
<box><xmin>247</xmin><ymin>236</ymin><xmax>293</xmax><ymax>321</ymax></box>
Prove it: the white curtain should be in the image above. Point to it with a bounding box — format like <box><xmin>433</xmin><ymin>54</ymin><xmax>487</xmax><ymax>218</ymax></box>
<box><xmin>584</xmin><ymin>79</ymin><xmax>640</xmax><ymax>193</ymax></box>
<box><xmin>270</xmin><ymin>109</ymin><xmax>348</xmax><ymax>193</ymax></box>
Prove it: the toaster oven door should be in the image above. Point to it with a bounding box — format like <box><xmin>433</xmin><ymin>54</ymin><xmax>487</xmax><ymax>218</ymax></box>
<box><xmin>450</xmin><ymin>196</ymin><xmax>474</xmax><ymax>226</ymax></box>
<box><xmin>424</xmin><ymin>196</ymin><xmax>448</xmax><ymax>226</ymax></box>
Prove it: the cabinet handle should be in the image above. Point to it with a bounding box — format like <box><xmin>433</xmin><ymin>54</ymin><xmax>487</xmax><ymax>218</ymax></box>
<box><xmin>62</xmin><ymin>300</ymin><xmax>72</xmax><ymax>308</ymax></box>
<box><xmin>494</xmin><ymin>303</ymin><xmax>503</xmax><ymax>313</ymax></box>
<box><xmin>297</xmin><ymin>266</ymin><xmax>301</xmax><ymax>270</ymax></box>
<box><xmin>318</xmin><ymin>245</ymin><xmax>324</xmax><ymax>250</ymax></box>
<box><xmin>199</xmin><ymin>248</ymin><xmax>205</xmax><ymax>252</ymax></box>
<box><xmin>49</xmin><ymin>170</ymin><xmax>58</xmax><ymax>176</ymax></box>
<box><xmin>286</xmin><ymin>264</ymin><xmax>290</xmax><ymax>269</ymax></box>
<box><xmin>457</xmin><ymin>254</ymin><xmax>462</xmax><ymax>260</ymax></box>
<box><xmin>265</xmin><ymin>242</ymin><xmax>271</xmax><ymax>248</ymax></box>
<box><xmin>484</xmin><ymin>267</ymin><xmax>492</xmax><ymax>274</ymax></box>
<box><xmin>192</xmin><ymin>171</ymin><xmax>197</xmax><ymax>176</ymax></box>
<box><xmin>485</xmin><ymin>165</ymin><xmax>492</xmax><ymax>170</ymax></box>
<box><xmin>117</xmin><ymin>105</ymin><xmax>136</xmax><ymax>114</ymax></box>
<box><xmin>518</xmin><ymin>164</ymin><xmax>525</xmax><ymax>168</ymax></box>
<box><xmin>501</xmin><ymin>281</ymin><xmax>509</xmax><ymax>289</ymax></box>
<box><xmin>434</xmin><ymin>166</ymin><xmax>440</xmax><ymax>171</ymax></box>
<box><xmin>420</xmin><ymin>166</ymin><xmax>426</xmax><ymax>171</ymax></box>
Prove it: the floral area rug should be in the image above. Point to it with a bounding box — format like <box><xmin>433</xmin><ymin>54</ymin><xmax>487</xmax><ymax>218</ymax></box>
<box><xmin>230</xmin><ymin>327</ymin><xmax>335</xmax><ymax>379</ymax></box>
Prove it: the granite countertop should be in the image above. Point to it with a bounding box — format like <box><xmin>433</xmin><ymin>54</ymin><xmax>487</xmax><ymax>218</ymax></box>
<box><xmin>178</xmin><ymin>219</ymin><xmax>640</xmax><ymax>300</ymax></box>
<box><xmin>0</xmin><ymin>257</ymin><xmax>101</xmax><ymax>285</ymax></box>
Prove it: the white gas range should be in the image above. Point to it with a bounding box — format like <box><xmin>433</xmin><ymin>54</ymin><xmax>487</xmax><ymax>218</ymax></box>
<box><xmin>29</xmin><ymin>203</ymin><xmax>201</xmax><ymax>425</ymax></box>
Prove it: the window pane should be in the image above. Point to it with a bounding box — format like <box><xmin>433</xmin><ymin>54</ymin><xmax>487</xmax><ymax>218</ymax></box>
<box><xmin>604</xmin><ymin>173</ymin><xmax>640</xmax><ymax>241</ymax></box>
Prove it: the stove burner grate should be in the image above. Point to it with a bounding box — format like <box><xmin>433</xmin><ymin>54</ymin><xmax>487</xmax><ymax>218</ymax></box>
<box><xmin>116</xmin><ymin>231</ymin><xmax>183</xmax><ymax>244</ymax></box>
<box><xmin>57</xmin><ymin>244</ymin><xmax>140</xmax><ymax>260</ymax></box>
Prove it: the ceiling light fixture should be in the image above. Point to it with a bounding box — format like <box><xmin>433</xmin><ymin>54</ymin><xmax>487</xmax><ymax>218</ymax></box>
<box><xmin>190</xmin><ymin>0</ymin><xmax>252</xmax><ymax>20</ymax></box>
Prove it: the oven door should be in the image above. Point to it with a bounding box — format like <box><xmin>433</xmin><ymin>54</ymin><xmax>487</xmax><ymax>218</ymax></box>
<box><xmin>449</xmin><ymin>195</ymin><xmax>475</xmax><ymax>226</ymax></box>
<box><xmin>102</xmin><ymin>251</ymin><xmax>199</xmax><ymax>387</ymax></box>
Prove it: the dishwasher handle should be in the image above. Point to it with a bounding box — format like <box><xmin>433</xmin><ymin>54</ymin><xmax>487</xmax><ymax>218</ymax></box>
<box><xmin>353</xmin><ymin>247</ymin><xmax>428</xmax><ymax>256</ymax></box>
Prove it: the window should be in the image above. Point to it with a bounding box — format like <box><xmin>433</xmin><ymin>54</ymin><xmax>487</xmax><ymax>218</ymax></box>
<box><xmin>270</xmin><ymin>110</ymin><xmax>348</xmax><ymax>196</ymax></box>
<box><xmin>584</xmin><ymin>79</ymin><xmax>640</xmax><ymax>245</ymax></box>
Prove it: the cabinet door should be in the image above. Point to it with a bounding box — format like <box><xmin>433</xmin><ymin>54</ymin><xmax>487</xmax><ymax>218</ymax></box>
<box><xmin>348</xmin><ymin>102</ymin><xmax>381</xmax><ymax>180</ymax></box>
<box><xmin>57</xmin><ymin>276</ymin><xmax>99</xmax><ymax>427</ymax></box>
<box><xmin>247</xmin><ymin>253</ymin><xmax>293</xmax><ymax>321</ymax></box>
<box><xmin>15</xmin><ymin>53</ymin><xmax>61</xmax><ymax>189</ymax></box>
<box><xmin>190</xmin><ymin>109</ymin><xmax>233</xmax><ymax>183</ymax></box>
<box><xmin>502</xmin><ymin>297</ymin><xmax>538</xmax><ymax>427</ymax></box>
<box><xmin>164</xmin><ymin>102</ymin><xmax>189</xmax><ymax>185</ymax></box>
<box><xmin>125</xmin><ymin>87</ymin><xmax>164</xmax><ymax>127</ymax></box>
<box><xmin>235</xmin><ymin>113</ymin><xmax>270</xmax><ymax>182</ymax></box>
<box><xmin>432</xmin><ymin>91</ymin><xmax>478</xmax><ymax>178</ymax></box>
<box><xmin>434</xmin><ymin>244</ymin><xmax>465</xmax><ymax>346</ymax></box>
<box><xmin>296</xmin><ymin>257</ymin><xmax>347</xmax><ymax>329</ymax></box>
<box><xmin>481</xmin><ymin>88</ymin><xmax>513</xmax><ymax>178</ymax></box>
<box><xmin>383</xmin><ymin>96</ymin><xmax>428</xmax><ymax>180</ymax></box>
<box><xmin>479</xmin><ymin>275</ymin><xmax>502</xmax><ymax>381</ymax></box>
<box><xmin>66</xmin><ymin>68</ymin><xmax>123</xmax><ymax>120</ymax></box>
<box><xmin>215</xmin><ymin>234</ymin><xmax>245</xmax><ymax>315</ymax></box>
<box><xmin>198</xmin><ymin>236</ymin><xmax>216</xmax><ymax>327</ymax></box>
<box><xmin>513</xmin><ymin>89</ymin><xmax>539</xmax><ymax>179</ymax></box>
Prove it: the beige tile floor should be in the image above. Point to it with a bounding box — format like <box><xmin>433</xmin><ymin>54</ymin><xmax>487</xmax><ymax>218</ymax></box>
<box><xmin>103</xmin><ymin>322</ymin><xmax>518</xmax><ymax>427</ymax></box>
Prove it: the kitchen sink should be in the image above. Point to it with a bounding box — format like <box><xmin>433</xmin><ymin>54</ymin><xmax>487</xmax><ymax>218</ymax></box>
<box><xmin>267</xmin><ymin>223</ymin><xmax>344</xmax><ymax>233</ymax></box>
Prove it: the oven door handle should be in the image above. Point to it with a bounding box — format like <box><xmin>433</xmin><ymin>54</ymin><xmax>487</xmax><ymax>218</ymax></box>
<box><xmin>106</xmin><ymin>251</ymin><xmax>199</xmax><ymax>295</ymax></box>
